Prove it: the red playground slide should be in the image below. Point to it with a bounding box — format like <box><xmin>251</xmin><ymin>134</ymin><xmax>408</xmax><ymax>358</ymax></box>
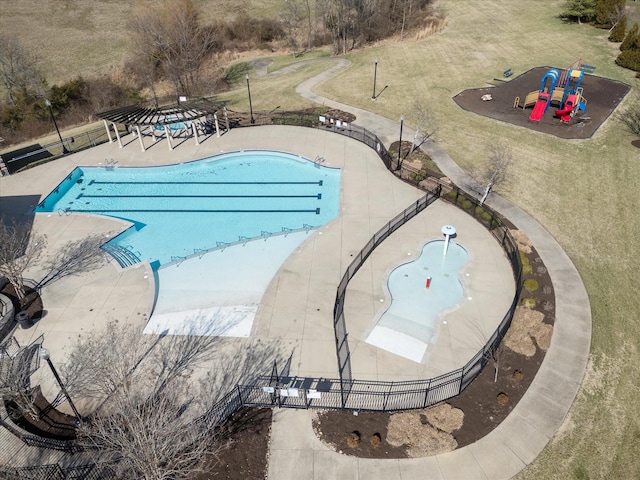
<box><xmin>529</xmin><ymin>93</ymin><xmax>549</xmax><ymax>122</ymax></box>
<box><xmin>555</xmin><ymin>94</ymin><xmax>577</xmax><ymax>123</ymax></box>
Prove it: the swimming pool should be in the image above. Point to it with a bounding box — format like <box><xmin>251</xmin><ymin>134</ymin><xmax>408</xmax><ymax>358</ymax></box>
<box><xmin>366</xmin><ymin>240</ymin><xmax>468</xmax><ymax>362</ymax></box>
<box><xmin>35</xmin><ymin>150</ymin><xmax>341</xmax><ymax>269</ymax></box>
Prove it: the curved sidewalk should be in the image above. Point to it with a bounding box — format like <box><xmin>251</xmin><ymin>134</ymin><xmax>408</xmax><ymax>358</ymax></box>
<box><xmin>267</xmin><ymin>61</ymin><xmax>592</xmax><ymax>479</ymax></box>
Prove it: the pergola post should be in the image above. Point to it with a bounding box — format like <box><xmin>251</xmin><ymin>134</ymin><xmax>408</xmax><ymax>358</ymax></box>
<box><xmin>113</xmin><ymin>122</ymin><xmax>123</xmax><ymax>148</ymax></box>
<box><xmin>223</xmin><ymin>107</ymin><xmax>230</xmax><ymax>132</ymax></box>
<box><xmin>192</xmin><ymin>122</ymin><xmax>199</xmax><ymax>145</ymax></box>
<box><xmin>136</xmin><ymin>126</ymin><xmax>145</xmax><ymax>152</ymax></box>
<box><xmin>103</xmin><ymin>120</ymin><xmax>113</xmax><ymax>143</ymax></box>
<box><xmin>164</xmin><ymin>125</ymin><xmax>173</xmax><ymax>150</ymax></box>
<box><xmin>214</xmin><ymin>114</ymin><xmax>220</xmax><ymax>138</ymax></box>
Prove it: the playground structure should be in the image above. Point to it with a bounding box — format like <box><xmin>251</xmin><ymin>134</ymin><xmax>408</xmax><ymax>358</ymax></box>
<box><xmin>515</xmin><ymin>59</ymin><xmax>589</xmax><ymax>124</ymax></box>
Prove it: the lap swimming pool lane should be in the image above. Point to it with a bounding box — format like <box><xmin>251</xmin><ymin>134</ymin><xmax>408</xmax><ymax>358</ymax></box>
<box><xmin>35</xmin><ymin>150</ymin><xmax>341</xmax><ymax>336</ymax></box>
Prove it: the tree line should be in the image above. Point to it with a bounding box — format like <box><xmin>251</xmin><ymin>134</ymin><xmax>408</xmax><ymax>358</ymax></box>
<box><xmin>0</xmin><ymin>0</ymin><xmax>440</xmax><ymax>146</ymax></box>
<box><xmin>562</xmin><ymin>0</ymin><xmax>640</xmax><ymax>73</ymax></box>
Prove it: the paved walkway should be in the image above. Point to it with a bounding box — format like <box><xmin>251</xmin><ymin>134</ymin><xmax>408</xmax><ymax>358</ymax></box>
<box><xmin>266</xmin><ymin>59</ymin><xmax>592</xmax><ymax>479</ymax></box>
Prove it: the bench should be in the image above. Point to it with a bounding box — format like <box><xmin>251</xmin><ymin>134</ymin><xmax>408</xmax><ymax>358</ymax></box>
<box><xmin>503</xmin><ymin>68</ymin><xmax>513</xmax><ymax>78</ymax></box>
<box><xmin>581</xmin><ymin>64</ymin><xmax>596</xmax><ymax>73</ymax></box>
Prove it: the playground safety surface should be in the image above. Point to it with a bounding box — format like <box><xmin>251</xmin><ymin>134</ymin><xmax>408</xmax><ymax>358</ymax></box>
<box><xmin>453</xmin><ymin>66</ymin><xmax>631</xmax><ymax>139</ymax></box>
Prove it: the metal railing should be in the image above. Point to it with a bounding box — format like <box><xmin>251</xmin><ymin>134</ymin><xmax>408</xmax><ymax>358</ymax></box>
<box><xmin>0</xmin><ymin>126</ymin><xmax>123</xmax><ymax>174</ymax></box>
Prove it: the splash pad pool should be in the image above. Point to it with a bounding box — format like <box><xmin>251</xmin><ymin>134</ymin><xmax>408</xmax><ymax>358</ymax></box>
<box><xmin>366</xmin><ymin>240</ymin><xmax>469</xmax><ymax>362</ymax></box>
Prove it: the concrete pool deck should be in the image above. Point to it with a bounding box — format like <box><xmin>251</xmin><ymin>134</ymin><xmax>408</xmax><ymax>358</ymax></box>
<box><xmin>1</xmin><ymin>125</ymin><xmax>512</xmax><ymax>387</ymax></box>
<box><xmin>0</xmin><ymin>110</ymin><xmax>591</xmax><ymax>480</ymax></box>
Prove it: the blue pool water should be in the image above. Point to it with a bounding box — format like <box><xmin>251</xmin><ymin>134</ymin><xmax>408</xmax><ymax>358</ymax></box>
<box><xmin>35</xmin><ymin>151</ymin><xmax>341</xmax><ymax>268</ymax></box>
<box><xmin>379</xmin><ymin>240</ymin><xmax>468</xmax><ymax>343</ymax></box>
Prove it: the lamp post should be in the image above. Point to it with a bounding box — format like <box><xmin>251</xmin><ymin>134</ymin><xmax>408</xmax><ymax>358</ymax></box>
<box><xmin>396</xmin><ymin>115</ymin><xmax>404</xmax><ymax>171</ymax></box>
<box><xmin>245</xmin><ymin>74</ymin><xmax>255</xmax><ymax>124</ymax></box>
<box><xmin>44</xmin><ymin>99</ymin><xmax>69</xmax><ymax>154</ymax></box>
<box><xmin>39</xmin><ymin>348</ymin><xmax>81</xmax><ymax>422</ymax></box>
<box><xmin>372</xmin><ymin>58</ymin><xmax>378</xmax><ymax>100</ymax></box>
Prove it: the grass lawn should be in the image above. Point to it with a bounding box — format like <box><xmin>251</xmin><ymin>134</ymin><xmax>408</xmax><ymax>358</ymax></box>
<box><xmin>306</xmin><ymin>1</ymin><xmax>640</xmax><ymax>478</ymax></box>
<box><xmin>223</xmin><ymin>1</ymin><xmax>640</xmax><ymax>478</ymax></box>
<box><xmin>3</xmin><ymin>0</ymin><xmax>640</xmax><ymax>478</ymax></box>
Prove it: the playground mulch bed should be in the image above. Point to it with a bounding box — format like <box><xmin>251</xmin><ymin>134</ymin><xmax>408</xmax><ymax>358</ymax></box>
<box><xmin>453</xmin><ymin>66</ymin><xmax>631</xmax><ymax>139</ymax></box>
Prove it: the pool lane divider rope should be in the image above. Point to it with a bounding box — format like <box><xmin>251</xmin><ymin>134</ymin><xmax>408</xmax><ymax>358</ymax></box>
<box><xmin>88</xmin><ymin>180</ymin><xmax>324</xmax><ymax>185</ymax></box>
<box><xmin>77</xmin><ymin>194</ymin><xmax>323</xmax><ymax>199</ymax></box>
<box><xmin>68</xmin><ymin>208</ymin><xmax>322</xmax><ymax>214</ymax></box>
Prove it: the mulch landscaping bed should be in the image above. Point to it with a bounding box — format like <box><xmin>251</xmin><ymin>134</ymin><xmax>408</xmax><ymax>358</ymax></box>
<box><xmin>453</xmin><ymin>66</ymin><xmax>631</xmax><ymax>139</ymax></box>
<box><xmin>312</xmin><ymin>241</ymin><xmax>555</xmax><ymax>459</ymax></box>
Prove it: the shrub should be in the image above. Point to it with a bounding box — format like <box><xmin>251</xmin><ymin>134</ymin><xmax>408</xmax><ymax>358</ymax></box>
<box><xmin>522</xmin><ymin>297</ymin><xmax>536</xmax><ymax>309</ymax></box>
<box><xmin>620</xmin><ymin>23</ymin><xmax>639</xmax><ymax>51</ymax></box>
<box><xmin>462</xmin><ymin>199</ymin><xmax>472</xmax><ymax>210</ymax></box>
<box><xmin>446</xmin><ymin>190</ymin><xmax>458</xmax><ymax>200</ymax></box>
<box><xmin>609</xmin><ymin>15</ymin><xmax>627</xmax><ymax>42</ymax></box>
<box><xmin>616</xmin><ymin>49</ymin><xmax>640</xmax><ymax>73</ymax></box>
<box><xmin>496</xmin><ymin>392</ymin><xmax>509</xmax><ymax>405</ymax></box>
<box><xmin>346</xmin><ymin>431</ymin><xmax>361</xmax><ymax>448</ymax></box>
<box><xmin>519</xmin><ymin>250</ymin><xmax>530</xmax><ymax>265</ymax></box>
<box><xmin>370</xmin><ymin>433</ymin><xmax>382</xmax><ymax>447</ymax></box>
<box><xmin>524</xmin><ymin>278</ymin><xmax>539</xmax><ymax>292</ymax></box>
<box><xmin>482</xmin><ymin>212</ymin><xmax>493</xmax><ymax>222</ymax></box>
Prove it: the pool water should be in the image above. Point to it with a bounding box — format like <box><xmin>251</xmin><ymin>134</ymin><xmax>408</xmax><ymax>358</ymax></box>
<box><xmin>35</xmin><ymin>151</ymin><xmax>341</xmax><ymax>268</ymax></box>
<box><xmin>366</xmin><ymin>240</ymin><xmax>468</xmax><ymax>362</ymax></box>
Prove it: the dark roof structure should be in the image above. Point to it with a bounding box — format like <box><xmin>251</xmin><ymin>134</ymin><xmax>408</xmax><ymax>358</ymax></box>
<box><xmin>95</xmin><ymin>99</ymin><xmax>224</xmax><ymax>127</ymax></box>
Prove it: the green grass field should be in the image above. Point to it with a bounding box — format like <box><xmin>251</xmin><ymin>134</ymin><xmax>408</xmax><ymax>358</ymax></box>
<box><xmin>3</xmin><ymin>0</ymin><xmax>640</xmax><ymax>478</ymax></box>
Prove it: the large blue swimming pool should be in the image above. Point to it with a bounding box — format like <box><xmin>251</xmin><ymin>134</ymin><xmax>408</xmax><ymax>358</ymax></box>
<box><xmin>35</xmin><ymin>151</ymin><xmax>341</xmax><ymax>268</ymax></box>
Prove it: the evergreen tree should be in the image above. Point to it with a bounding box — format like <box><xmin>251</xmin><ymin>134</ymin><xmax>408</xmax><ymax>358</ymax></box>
<box><xmin>561</xmin><ymin>0</ymin><xmax>597</xmax><ymax>24</ymax></box>
<box><xmin>615</xmin><ymin>49</ymin><xmax>640</xmax><ymax>72</ymax></box>
<box><xmin>609</xmin><ymin>14</ymin><xmax>627</xmax><ymax>42</ymax></box>
<box><xmin>621</xmin><ymin>23</ymin><xmax>639</xmax><ymax>51</ymax></box>
<box><xmin>595</xmin><ymin>0</ymin><xmax>625</xmax><ymax>28</ymax></box>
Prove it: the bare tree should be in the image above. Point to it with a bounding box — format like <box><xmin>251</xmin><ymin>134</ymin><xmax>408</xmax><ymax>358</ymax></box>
<box><xmin>619</xmin><ymin>103</ymin><xmax>640</xmax><ymax>139</ymax></box>
<box><xmin>407</xmin><ymin>99</ymin><xmax>436</xmax><ymax>157</ymax></box>
<box><xmin>60</xmin><ymin>320</ymin><xmax>227</xmax><ymax>479</ymax></box>
<box><xmin>0</xmin><ymin>338</ymin><xmax>42</xmax><ymax>421</ymax></box>
<box><xmin>476</xmin><ymin>143</ymin><xmax>513</xmax><ymax>205</ymax></box>
<box><xmin>0</xmin><ymin>35</ymin><xmax>44</xmax><ymax>106</ymax></box>
<box><xmin>282</xmin><ymin>0</ymin><xmax>303</xmax><ymax>57</ymax></box>
<box><xmin>37</xmin><ymin>234</ymin><xmax>107</xmax><ymax>289</ymax></box>
<box><xmin>0</xmin><ymin>218</ymin><xmax>46</xmax><ymax>302</ymax></box>
<box><xmin>128</xmin><ymin>0</ymin><xmax>218</xmax><ymax>97</ymax></box>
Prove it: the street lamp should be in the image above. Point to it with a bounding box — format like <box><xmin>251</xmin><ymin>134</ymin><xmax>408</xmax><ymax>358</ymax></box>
<box><xmin>245</xmin><ymin>74</ymin><xmax>255</xmax><ymax>124</ymax></box>
<box><xmin>44</xmin><ymin>99</ymin><xmax>69</xmax><ymax>154</ymax></box>
<box><xmin>39</xmin><ymin>347</ymin><xmax>81</xmax><ymax>423</ymax></box>
<box><xmin>372</xmin><ymin>58</ymin><xmax>378</xmax><ymax>100</ymax></box>
<box><xmin>396</xmin><ymin>115</ymin><xmax>404</xmax><ymax>171</ymax></box>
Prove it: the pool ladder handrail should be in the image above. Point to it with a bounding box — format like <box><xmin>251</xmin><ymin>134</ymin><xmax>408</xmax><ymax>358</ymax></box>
<box><xmin>104</xmin><ymin>158</ymin><xmax>118</xmax><ymax>169</ymax></box>
<box><xmin>158</xmin><ymin>224</ymin><xmax>320</xmax><ymax>269</ymax></box>
<box><xmin>170</xmin><ymin>255</ymin><xmax>186</xmax><ymax>266</ymax></box>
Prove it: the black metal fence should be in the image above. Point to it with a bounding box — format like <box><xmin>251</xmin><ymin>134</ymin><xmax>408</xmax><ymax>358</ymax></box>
<box><xmin>0</xmin><ymin>109</ymin><xmax>523</xmax><ymax>471</ymax></box>
<box><xmin>0</xmin><ymin>126</ymin><xmax>120</xmax><ymax>174</ymax></box>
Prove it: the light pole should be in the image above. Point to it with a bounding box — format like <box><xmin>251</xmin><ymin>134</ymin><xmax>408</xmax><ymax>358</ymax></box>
<box><xmin>372</xmin><ymin>58</ymin><xmax>378</xmax><ymax>100</ymax></box>
<box><xmin>44</xmin><ymin>99</ymin><xmax>69</xmax><ymax>154</ymax></box>
<box><xmin>245</xmin><ymin>74</ymin><xmax>255</xmax><ymax>124</ymax></box>
<box><xmin>396</xmin><ymin>115</ymin><xmax>404</xmax><ymax>171</ymax></box>
<box><xmin>39</xmin><ymin>347</ymin><xmax>81</xmax><ymax>423</ymax></box>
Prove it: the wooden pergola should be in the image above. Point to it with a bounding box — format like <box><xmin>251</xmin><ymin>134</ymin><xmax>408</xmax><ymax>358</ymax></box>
<box><xmin>95</xmin><ymin>99</ymin><xmax>227</xmax><ymax>152</ymax></box>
